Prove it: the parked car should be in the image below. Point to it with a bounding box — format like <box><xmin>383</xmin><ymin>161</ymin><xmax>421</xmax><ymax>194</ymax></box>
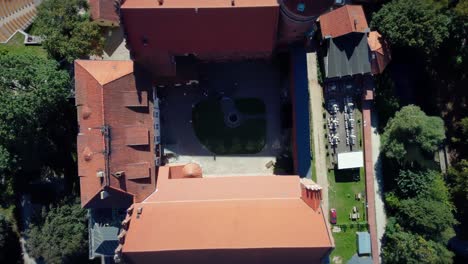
<box><xmin>330</xmin><ymin>208</ymin><xmax>337</xmax><ymax>224</ymax></box>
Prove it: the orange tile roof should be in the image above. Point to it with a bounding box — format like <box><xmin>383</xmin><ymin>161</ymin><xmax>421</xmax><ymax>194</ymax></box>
<box><xmin>368</xmin><ymin>31</ymin><xmax>391</xmax><ymax>74</ymax></box>
<box><xmin>122</xmin><ymin>0</ymin><xmax>278</xmax><ymax>8</ymax></box>
<box><xmin>75</xmin><ymin>60</ymin><xmax>157</xmax><ymax>207</ymax></box>
<box><xmin>320</xmin><ymin>5</ymin><xmax>369</xmax><ymax>38</ymax></box>
<box><xmin>75</xmin><ymin>60</ymin><xmax>134</xmax><ymax>85</ymax></box>
<box><xmin>120</xmin><ymin>167</ymin><xmax>333</xmax><ymax>255</ymax></box>
<box><xmin>146</xmin><ymin>168</ymin><xmax>302</xmax><ymax>202</ymax></box>
<box><xmin>123</xmin><ymin>199</ymin><xmax>332</xmax><ymax>253</ymax></box>
<box><xmin>89</xmin><ymin>0</ymin><xmax>120</xmax><ymax>24</ymax></box>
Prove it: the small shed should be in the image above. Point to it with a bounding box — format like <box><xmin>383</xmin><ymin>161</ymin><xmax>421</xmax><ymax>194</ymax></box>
<box><xmin>356</xmin><ymin>231</ymin><xmax>371</xmax><ymax>256</ymax></box>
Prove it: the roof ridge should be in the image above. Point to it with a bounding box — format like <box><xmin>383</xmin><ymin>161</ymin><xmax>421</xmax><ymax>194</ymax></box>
<box><xmin>141</xmin><ymin>197</ymin><xmax>300</xmax><ymax>204</ymax></box>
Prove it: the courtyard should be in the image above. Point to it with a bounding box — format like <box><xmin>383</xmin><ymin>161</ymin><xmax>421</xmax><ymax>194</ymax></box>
<box><xmin>158</xmin><ymin>60</ymin><xmax>289</xmax><ymax>176</ymax></box>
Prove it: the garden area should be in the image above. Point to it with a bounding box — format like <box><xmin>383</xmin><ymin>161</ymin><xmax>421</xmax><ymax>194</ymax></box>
<box><xmin>328</xmin><ymin>167</ymin><xmax>367</xmax><ymax>263</ymax></box>
<box><xmin>0</xmin><ymin>31</ymin><xmax>46</xmax><ymax>57</ymax></box>
<box><xmin>192</xmin><ymin>97</ymin><xmax>266</xmax><ymax>155</ymax></box>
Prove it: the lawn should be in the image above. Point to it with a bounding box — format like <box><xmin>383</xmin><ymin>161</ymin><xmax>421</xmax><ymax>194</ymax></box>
<box><xmin>328</xmin><ymin>167</ymin><xmax>367</xmax><ymax>263</ymax></box>
<box><xmin>0</xmin><ymin>32</ymin><xmax>47</xmax><ymax>57</ymax></box>
<box><xmin>192</xmin><ymin>98</ymin><xmax>266</xmax><ymax>154</ymax></box>
<box><xmin>235</xmin><ymin>98</ymin><xmax>266</xmax><ymax>115</ymax></box>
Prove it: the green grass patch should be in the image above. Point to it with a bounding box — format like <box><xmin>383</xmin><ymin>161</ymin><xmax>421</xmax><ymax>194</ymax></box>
<box><xmin>192</xmin><ymin>98</ymin><xmax>266</xmax><ymax>154</ymax></box>
<box><xmin>234</xmin><ymin>98</ymin><xmax>266</xmax><ymax>115</ymax></box>
<box><xmin>0</xmin><ymin>32</ymin><xmax>47</xmax><ymax>58</ymax></box>
<box><xmin>328</xmin><ymin>168</ymin><xmax>367</xmax><ymax>263</ymax></box>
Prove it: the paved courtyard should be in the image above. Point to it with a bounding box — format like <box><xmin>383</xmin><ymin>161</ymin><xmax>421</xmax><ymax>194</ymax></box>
<box><xmin>158</xmin><ymin>61</ymin><xmax>286</xmax><ymax>176</ymax></box>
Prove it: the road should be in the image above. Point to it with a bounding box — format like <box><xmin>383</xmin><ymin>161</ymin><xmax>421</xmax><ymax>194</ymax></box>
<box><xmin>306</xmin><ymin>52</ymin><xmax>329</xmax><ymax>219</ymax></box>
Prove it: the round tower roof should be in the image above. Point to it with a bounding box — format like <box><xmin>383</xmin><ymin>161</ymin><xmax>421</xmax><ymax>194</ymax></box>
<box><xmin>182</xmin><ymin>163</ymin><xmax>202</xmax><ymax>178</ymax></box>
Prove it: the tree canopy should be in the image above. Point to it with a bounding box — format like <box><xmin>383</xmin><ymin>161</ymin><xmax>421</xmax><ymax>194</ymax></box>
<box><xmin>371</xmin><ymin>0</ymin><xmax>450</xmax><ymax>54</ymax></box>
<box><xmin>396</xmin><ymin>197</ymin><xmax>456</xmax><ymax>241</ymax></box>
<box><xmin>32</xmin><ymin>0</ymin><xmax>104</xmax><ymax>62</ymax></box>
<box><xmin>0</xmin><ymin>52</ymin><xmax>74</xmax><ymax>197</ymax></box>
<box><xmin>381</xmin><ymin>105</ymin><xmax>445</xmax><ymax>163</ymax></box>
<box><xmin>26</xmin><ymin>200</ymin><xmax>88</xmax><ymax>264</ymax></box>
<box><xmin>383</xmin><ymin>220</ymin><xmax>454</xmax><ymax>264</ymax></box>
<box><xmin>395</xmin><ymin>169</ymin><xmax>437</xmax><ymax>198</ymax></box>
<box><xmin>448</xmin><ymin>159</ymin><xmax>468</xmax><ymax>238</ymax></box>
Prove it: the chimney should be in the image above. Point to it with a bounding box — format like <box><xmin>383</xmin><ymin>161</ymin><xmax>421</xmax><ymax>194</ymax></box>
<box><xmin>300</xmin><ymin>178</ymin><xmax>322</xmax><ymax>211</ymax></box>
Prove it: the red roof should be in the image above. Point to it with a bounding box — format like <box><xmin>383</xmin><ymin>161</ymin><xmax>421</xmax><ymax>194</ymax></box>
<box><xmin>89</xmin><ymin>0</ymin><xmax>120</xmax><ymax>24</ymax></box>
<box><xmin>368</xmin><ymin>31</ymin><xmax>392</xmax><ymax>74</ymax></box>
<box><xmin>120</xmin><ymin>168</ymin><xmax>333</xmax><ymax>262</ymax></box>
<box><xmin>320</xmin><ymin>5</ymin><xmax>369</xmax><ymax>38</ymax></box>
<box><xmin>120</xmin><ymin>0</ymin><xmax>279</xmax><ymax>77</ymax></box>
<box><xmin>118</xmin><ymin>167</ymin><xmax>332</xmax><ymax>259</ymax></box>
<box><xmin>75</xmin><ymin>60</ymin><xmax>156</xmax><ymax>208</ymax></box>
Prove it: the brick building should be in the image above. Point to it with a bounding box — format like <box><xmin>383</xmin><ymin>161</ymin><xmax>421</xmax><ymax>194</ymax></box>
<box><xmin>76</xmin><ymin>0</ymin><xmax>350</xmax><ymax>263</ymax></box>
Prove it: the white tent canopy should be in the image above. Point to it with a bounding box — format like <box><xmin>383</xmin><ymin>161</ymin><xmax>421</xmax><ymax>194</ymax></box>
<box><xmin>337</xmin><ymin>151</ymin><xmax>364</xmax><ymax>170</ymax></box>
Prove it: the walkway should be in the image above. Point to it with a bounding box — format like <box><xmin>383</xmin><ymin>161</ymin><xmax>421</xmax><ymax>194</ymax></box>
<box><xmin>306</xmin><ymin>52</ymin><xmax>329</xmax><ymax>220</ymax></box>
<box><xmin>370</xmin><ymin>99</ymin><xmax>387</xmax><ymax>260</ymax></box>
<box><xmin>362</xmin><ymin>82</ymin><xmax>379</xmax><ymax>264</ymax></box>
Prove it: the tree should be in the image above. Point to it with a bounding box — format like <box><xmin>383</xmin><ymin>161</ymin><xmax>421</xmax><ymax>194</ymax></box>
<box><xmin>0</xmin><ymin>52</ymin><xmax>77</xmax><ymax>193</ymax></box>
<box><xmin>395</xmin><ymin>169</ymin><xmax>437</xmax><ymax>198</ymax></box>
<box><xmin>32</xmin><ymin>0</ymin><xmax>104</xmax><ymax>62</ymax></box>
<box><xmin>0</xmin><ymin>213</ymin><xmax>21</xmax><ymax>263</ymax></box>
<box><xmin>26</xmin><ymin>200</ymin><xmax>88</xmax><ymax>264</ymax></box>
<box><xmin>375</xmin><ymin>71</ymin><xmax>400</xmax><ymax>130</ymax></box>
<box><xmin>396</xmin><ymin>197</ymin><xmax>456</xmax><ymax>241</ymax></box>
<box><xmin>381</xmin><ymin>105</ymin><xmax>445</xmax><ymax>163</ymax></box>
<box><xmin>371</xmin><ymin>0</ymin><xmax>450</xmax><ymax>54</ymax></box>
<box><xmin>382</xmin><ymin>226</ymin><xmax>454</xmax><ymax>264</ymax></box>
<box><xmin>447</xmin><ymin>159</ymin><xmax>468</xmax><ymax>238</ymax></box>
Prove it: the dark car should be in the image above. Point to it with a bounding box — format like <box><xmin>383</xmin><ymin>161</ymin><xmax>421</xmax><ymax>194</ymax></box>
<box><xmin>330</xmin><ymin>208</ymin><xmax>337</xmax><ymax>224</ymax></box>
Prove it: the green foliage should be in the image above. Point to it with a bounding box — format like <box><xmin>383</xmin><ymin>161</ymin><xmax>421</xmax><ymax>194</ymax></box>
<box><xmin>395</xmin><ymin>169</ymin><xmax>437</xmax><ymax>198</ymax></box>
<box><xmin>33</xmin><ymin>0</ymin><xmax>104</xmax><ymax>62</ymax></box>
<box><xmin>0</xmin><ymin>213</ymin><xmax>10</xmax><ymax>256</ymax></box>
<box><xmin>383</xmin><ymin>222</ymin><xmax>454</xmax><ymax>264</ymax></box>
<box><xmin>0</xmin><ymin>53</ymin><xmax>69</xmax><ymax>141</ymax></box>
<box><xmin>456</xmin><ymin>117</ymin><xmax>468</xmax><ymax>141</ymax></box>
<box><xmin>396</xmin><ymin>197</ymin><xmax>456</xmax><ymax>242</ymax></box>
<box><xmin>381</xmin><ymin>105</ymin><xmax>445</xmax><ymax>163</ymax></box>
<box><xmin>26</xmin><ymin>199</ymin><xmax>88</xmax><ymax>264</ymax></box>
<box><xmin>447</xmin><ymin>159</ymin><xmax>468</xmax><ymax>238</ymax></box>
<box><xmin>371</xmin><ymin>0</ymin><xmax>450</xmax><ymax>54</ymax></box>
<box><xmin>0</xmin><ymin>52</ymin><xmax>75</xmax><ymax>201</ymax></box>
<box><xmin>374</xmin><ymin>71</ymin><xmax>400</xmax><ymax>130</ymax></box>
<box><xmin>0</xmin><ymin>212</ymin><xmax>20</xmax><ymax>263</ymax></box>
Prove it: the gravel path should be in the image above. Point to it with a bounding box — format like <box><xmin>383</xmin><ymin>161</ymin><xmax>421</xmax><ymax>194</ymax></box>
<box><xmin>306</xmin><ymin>52</ymin><xmax>329</xmax><ymax>220</ymax></box>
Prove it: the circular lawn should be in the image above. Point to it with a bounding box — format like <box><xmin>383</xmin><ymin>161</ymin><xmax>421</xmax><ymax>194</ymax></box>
<box><xmin>192</xmin><ymin>98</ymin><xmax>266</xmax><ymax>155</ymax></box>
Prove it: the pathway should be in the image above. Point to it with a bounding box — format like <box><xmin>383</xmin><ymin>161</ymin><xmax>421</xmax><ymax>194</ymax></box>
<box><xmin>362</xmin><ymin>82</ymin><xmax>379</xmax><ymax>264</ymax></box>
<box><xmin>371</xmin><ymin>102</ymin><xmax>387</xmax><ymax>260</ymax></box>
<box><xmin>306</xmin><ymin>52</ymin><xmax>329</xmax><ymax>220</ymax></box>
<box><xmin>20</xmin><ymin>195</ymin><xmax>37</xmax><ymax>264</ymax></box>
